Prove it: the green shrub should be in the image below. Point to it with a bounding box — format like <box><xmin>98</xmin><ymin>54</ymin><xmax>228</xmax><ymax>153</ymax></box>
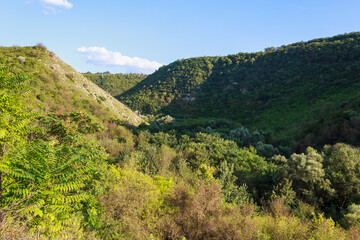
<box><xmin>255</xmin><ymin>215</ymin><xmax>308</xmax><ymax>240</ymax></box>
<box><xmin>309</xmin><ymin>213</ymin><xmax>346</xmax><ymax>240</ymax></box>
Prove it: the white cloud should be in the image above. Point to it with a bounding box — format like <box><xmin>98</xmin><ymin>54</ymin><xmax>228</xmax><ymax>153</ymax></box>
<box><xmin>40</xmin><ymin>0</ymin><xmax>73</xmax><ymax>9</ymax></box>
<box><xmin>77</xmin><ymin>46</ymin><xmax>164</xmax><ymax>74</ymax></box>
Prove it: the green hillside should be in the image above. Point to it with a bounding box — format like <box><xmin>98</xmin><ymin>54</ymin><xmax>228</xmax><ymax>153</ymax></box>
<box><xmin>2</xmin><ymin>42</ymin><xmax>360</xmax><ymax>239</ymax></box>
<box><xmin>84</xmin><ymin>72</ymin><xmax>147</xmax><ymax>97</ymax></box>
<box><xmin>0</xmin><ymin>45</ymin><xmax>143</xmax><ymax>126</ymax></box>
<box><xmin>119</xmin><ymin>32</ymin><xmax>360</xmax><ymax>148</ymax></box>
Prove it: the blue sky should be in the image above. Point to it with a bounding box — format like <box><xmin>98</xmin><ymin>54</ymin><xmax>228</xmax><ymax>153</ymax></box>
<box><xmin>1</xmin><ymin>0</ymin><xmax>359</xmax><ymax>73</ymax></box>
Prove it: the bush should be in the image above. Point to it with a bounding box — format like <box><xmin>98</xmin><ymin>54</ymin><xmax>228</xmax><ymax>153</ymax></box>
<box><xmin>160</xmin><ymin>180</ymin><xmax>257</xmax><ymax>240</ymax></box>
<box><xmin>35</xmin><ymin>43</ymin><xmax>47</xmax><ymax>51</ymax></box>
<box><xmin>343</xmin><ymin>204</ymin><xmax>360</xmax><ymax>228</ymax></box>
<box><xmin>156</xmin><ymin>145</ymin><xmax>177</xmax><ymax>175</ymax></box>
<box><xmin>99</xmin><ymin>167</ymin><xmax>172</xmax><ymax>239</ymax></box>
<box><xmin>255</xmin><ymin>215</ymin><xmax>308</xmax><ymax>240</ymax></box>
<box><xmin>309</xmin><ymin>213</ymin><xmax>346</xmax><ymax>240</ymax></box>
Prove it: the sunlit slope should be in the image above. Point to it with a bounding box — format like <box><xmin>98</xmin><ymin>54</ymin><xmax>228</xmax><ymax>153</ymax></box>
<box><xmin>0</xmin><ymin>45</ymin><xmax>143</xmax><ymax>126</ymax></box>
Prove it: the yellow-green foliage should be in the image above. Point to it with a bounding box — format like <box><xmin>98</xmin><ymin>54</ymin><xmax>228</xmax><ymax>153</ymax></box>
<box><xmin>156</xmin><ymin>145</ymin><xmax>177</xmax><ymax>175</ymax></box>
<box><xmin>100</xmin><ymin>166</ymin><xmax>173</xmax><ymax>239</ymax></box>
<box><xmin>254</xmin><ymin>209</ymin><xmax>346</xmax><ymax>240</ymax></box>
<box><xmin>197</xmin><ymin>164</ymin><xmax>215</xmax><ymax>180</ymax></box>
<box><xmin>308</xmin><ymin>213</ymin><xmax>346</xmax><ymax>240</ymax></box>
<box><xmin>153</xmin><ymin>175</ymin><xmax>174</xmax><ymax>198</ymax></box>
<box><xmin>254</xmin><ymin>215</ymin><xmax>308</xmax><ymax>240</ymax></box>
<box><xmin>0</xmin><ymin>65</ymin><xmax>33</xmax><ymax>153</ymax></box>
<box><xmin>29</xmin><ymin>212</ymin><xmax>85</xmax><ymax>239</ymax></box>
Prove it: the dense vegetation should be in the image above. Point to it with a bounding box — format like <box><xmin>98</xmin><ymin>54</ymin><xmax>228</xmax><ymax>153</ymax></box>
<box><xmin>1</xmin><ymin>34</ymin><xmax>360</xmax><ymax>239</ymax></box>
<box><xmin>84</xmin><ymin>72</ymin><xmax>147</xmax><ymax>97</ymax></box>
<box><xmin>119</xmin><ymin>32</ymin><xmax>360</xmax><ymax>150</ymax></box>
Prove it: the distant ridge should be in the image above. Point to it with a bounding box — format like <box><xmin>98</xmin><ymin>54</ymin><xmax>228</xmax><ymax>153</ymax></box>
<box><xmin>118</xmin><ymin>32</ymin><xmax>360</xmax><ymax>147</ymax></box>
<box><xmin>84</xmin><ymin>72</ymin><xmax>147</xmax><ymax>97</ymax></box>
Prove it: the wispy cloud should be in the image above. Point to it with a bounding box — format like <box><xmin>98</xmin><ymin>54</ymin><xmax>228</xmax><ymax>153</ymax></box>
<box><xmin>77</xmin><ymin>46</ymin><xmax>164</xmax><ymax>74</ymax></box>
<box><xmin>28</xmin><ymin>0</ymin><xmax>73</xmax><ymax>14</ymax></box>
<box><xmin>41</xmin><ymin>0</ymin><xmax>73</xmax><ymax>9</ymax></box>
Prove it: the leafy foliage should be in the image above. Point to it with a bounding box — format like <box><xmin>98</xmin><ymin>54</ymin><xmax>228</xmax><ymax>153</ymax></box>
<box><xmin>323</xmin><ymin>144</ymin><xmax>360</xmax><ymax>210</ymax></box>
<box><xmin>0</xmin><ymin>63</ymin><xmax>33</xmax><ymax>155</ymax></box>
<box><xmin>285</xmin><ymin>147</ymin><xmax>334</xmax><ymax>205</ymax></box>
<box><xmin>0</xmin><ymin>111</ymin><xmax>109</xmax><ymax>237</ymax></box>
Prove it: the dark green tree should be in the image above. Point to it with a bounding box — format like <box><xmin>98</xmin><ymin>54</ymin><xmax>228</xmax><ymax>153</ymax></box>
<box><xmin>323</xmin><ymin>144</ymin><xmax>360</xmax><ymax>208</ymax></box>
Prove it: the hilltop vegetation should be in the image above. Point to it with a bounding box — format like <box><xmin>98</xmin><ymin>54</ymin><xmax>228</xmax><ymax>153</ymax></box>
<box><xmin>1</xmin><ymin>35</ymin><xmax>360</xmax><ymax>239</ymax></box>
<box><xmin>0</xmin><ymin>45</ymin><xmax>143</xmax><ymax>126</ymax></box>
<box><xmin>84</xmin><ymin>72</ymin><xmax>147</xmax><ymax>97</ymax></box>
<box><xmin>119</xmin><ymin>32</ymin><xmax>360</xmax><ymax>149</ymax></box>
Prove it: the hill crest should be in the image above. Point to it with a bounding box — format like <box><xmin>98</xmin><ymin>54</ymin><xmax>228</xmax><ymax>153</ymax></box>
<box><xmin>0</xmin><ymin>45</ymin><xmax>144</xmax><ymax>126</ymax></box>
<box><xmin>118</xmin><ymin>32</ymin><xmax>360</xmax><ymax>147</ymax></box>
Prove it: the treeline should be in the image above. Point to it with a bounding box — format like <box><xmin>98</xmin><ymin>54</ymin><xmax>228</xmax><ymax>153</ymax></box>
<box><xmin>119</xmin><ymin>32</ymin><xmax>360</xmax><ymax>150</ymax></box>
<box><xmin>84</xmin><ymin>72</ymin><xmax>147</xmax><ymax>97</ymax></box>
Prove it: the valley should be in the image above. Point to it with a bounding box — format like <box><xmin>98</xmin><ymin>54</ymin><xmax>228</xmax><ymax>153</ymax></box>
<box><xmin>0</xmin><ymin>33</ymin><xmax>360</xmax><ymax>239</ymax></box>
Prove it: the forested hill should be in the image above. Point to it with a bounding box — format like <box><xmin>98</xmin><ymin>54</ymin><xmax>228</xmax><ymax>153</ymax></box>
<box><xmin>84</xmin><ymin>72</ymin><xmax>147</xmax><ymax>97</ymax></box>
<box><xmin>0</xmin><ymin>45</ymin><xmax>143</xmax><ymax>126</ymax></box>
<box><xmin>119</xmin><ymin>32</ymin><xmax>360</xmax><ymax>147</ymax></box>
<box><xmin>2</xmin><ymin>41</ymin><xmax>360</xmax><ymax>239</ymax></box>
